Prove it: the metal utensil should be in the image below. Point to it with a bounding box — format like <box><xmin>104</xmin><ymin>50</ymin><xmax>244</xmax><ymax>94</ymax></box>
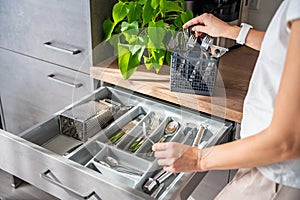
<box><xmin>192</xmin><ymin>124</ymin><xmax>208</xmax><ymax>147</ymax></box>
<box><xmin>142</xmin><ymin>169</ymin><xmax>174</xmax><ymax>194</ymax></box>
<box><xmin>97</xmin><ymin>159</ymin><xmax>143</xmax><ymax>176</ymax></box>
<box><xmin>106</xmin><ymin>156</ymin><xmax>143</xmax><ymax>176</ymax></box>
<box><xmin>201</xmin><ymin>35</ymin><xmax>214</xmax><ymax>51</ymax></box>
<box><xmin>151</xmin><ymin>182</ymin><xmax>165</xmax><ymax>198</ymax></box>
<box><xmin>98</xmin><ymin>160</ymin><xmax>140</xmax><ymax>175</ymax></box>
<box><xmin>143</xmin><ymin>122</ymin><xmax>155</xmax><ymax>145</ymax></box>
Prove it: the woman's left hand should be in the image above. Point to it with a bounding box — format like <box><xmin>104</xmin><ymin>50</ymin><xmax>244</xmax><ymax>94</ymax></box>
<box><xmin>152</xmin><ymin>142</ymin><xmax>202</xmax><ymax>173</ymax></box>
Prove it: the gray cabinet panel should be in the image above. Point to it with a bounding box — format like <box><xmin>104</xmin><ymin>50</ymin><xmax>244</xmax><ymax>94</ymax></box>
<box><xmin>0</xmin><ymin>48</ymin><xmax>92</xmax><ymax>134</ymax></box>
<box><xmin>0</xmin><ymin>130</ymin><xmax>148</xmax><ymax>200</ymax></box>
<box><xmin>0</xmin><ymin>0</ymin><xmax>92</xmax><ymax>73</ymax></box>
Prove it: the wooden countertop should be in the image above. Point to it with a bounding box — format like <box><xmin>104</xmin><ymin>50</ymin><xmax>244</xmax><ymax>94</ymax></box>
<box><xmin>91</xmin><ymin>46</ymin><xmax>258</xmax><ymax>123</ymax></box>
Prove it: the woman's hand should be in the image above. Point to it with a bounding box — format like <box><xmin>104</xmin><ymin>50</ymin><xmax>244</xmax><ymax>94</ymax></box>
<box><xmin>152</xmin><ymin>142</ymin><xmax>203</xmax><ymax>173</ymax></box>
<box><xmin>183</xmin><ymin>13</ymin><xmax>237</xmax><ymax>39</ymax></box>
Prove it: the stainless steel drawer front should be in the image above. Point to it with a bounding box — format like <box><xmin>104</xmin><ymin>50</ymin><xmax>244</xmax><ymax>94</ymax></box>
<box><xmin>0</xmin><ymin>48</ymin><xmax>92</xmax><ymax>134</ymax></box>
<box><xmin>0</xmin><ymin>0</ymin><xmax>91</xmax><ymax>73</ymax></box>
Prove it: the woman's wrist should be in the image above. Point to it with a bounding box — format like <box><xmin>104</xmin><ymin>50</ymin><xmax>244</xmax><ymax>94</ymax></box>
<box><xmin>223</xmin><ymin>25</ymin><xmax>241</xmax><ymax>40</ymax></box>
<box><xmin>196</xmin><ymin>148</ymin><xmax>207</xmax><ymax>171</ymax></box>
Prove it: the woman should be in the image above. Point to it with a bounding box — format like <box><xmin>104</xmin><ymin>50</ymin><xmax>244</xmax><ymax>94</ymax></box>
<box><xmin>152</xmin><ymin>0</ymin><xmax>300</xmax><ymax>199</ymax></box>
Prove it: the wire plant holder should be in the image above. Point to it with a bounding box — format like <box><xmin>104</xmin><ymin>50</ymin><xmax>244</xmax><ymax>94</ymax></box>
<box><xmin>170</xmin><ymin>45</ymin><xmax>219</xmax><ymax>96</ymax></box>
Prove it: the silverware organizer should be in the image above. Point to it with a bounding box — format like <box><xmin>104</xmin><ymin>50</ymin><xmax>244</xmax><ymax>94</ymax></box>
<box><xmin>63</xmin><ymin>87</ymin><xmax>231</xmax><ymax>199</ymax></box>
<box><xmin>170</xmin><ymin>46</ymin><xmax>220</xmax><ymax>96</ymax></box>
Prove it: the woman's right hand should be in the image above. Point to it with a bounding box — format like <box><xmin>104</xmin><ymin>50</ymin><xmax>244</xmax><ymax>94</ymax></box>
<box><xmin>183</xmin><ymin>13</ymin><xmax>238</xmax><ymax>39</ymax></box>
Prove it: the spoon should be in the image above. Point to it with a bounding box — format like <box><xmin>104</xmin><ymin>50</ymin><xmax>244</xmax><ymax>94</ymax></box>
<box><xmin>106</xmin><ymin>156</ymin><xmax>144</xmax><ymax>176</ymax></box>
<box><xmin>146</xmin><ymin>120</ymin><xmax>180</xmax><ymax>157</ymax></box>
<box><xmin>96</xmin><ymin>159</ymin><xmax>143</xmax><ymax>176</ymax></box>
<box><xmin>158</xmin><ymin>120</ymin><xmax>180</xmax><ymax>143</ymax></box>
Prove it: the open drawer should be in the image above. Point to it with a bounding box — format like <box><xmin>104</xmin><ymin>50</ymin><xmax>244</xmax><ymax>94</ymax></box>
<box><xmin>0</xmin><ymin>87</ymin><xmax>232</xmax><ymax>200</ymax></box>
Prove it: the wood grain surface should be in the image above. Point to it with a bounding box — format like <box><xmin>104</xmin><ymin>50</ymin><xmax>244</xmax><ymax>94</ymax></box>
<box><xmin>91</xmin><ymin>46</ymin><xmax>258</xmax><ymax>123</ymax></box>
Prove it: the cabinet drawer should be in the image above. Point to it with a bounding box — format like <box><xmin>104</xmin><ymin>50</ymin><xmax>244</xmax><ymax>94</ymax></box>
<box><xmin>0</xmin><ymin>48</ymin><xmax>92</xmax><ymax>134</ymax></box>
<box><xmin>0</xmin><ymin>87</ymin><xmax>232</xmax><ymax>199</ymax></box>
<box><xmin>0</xmin><ymin>0</ymin><xmax>92</xmax><ymax>73</ymax></box>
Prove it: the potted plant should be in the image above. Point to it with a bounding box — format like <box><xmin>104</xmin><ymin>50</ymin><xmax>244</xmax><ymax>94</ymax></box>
<box><xmin>103</xmin><ymin>0</ymin><xmax>194</xmax><ymax>79</ymax></box>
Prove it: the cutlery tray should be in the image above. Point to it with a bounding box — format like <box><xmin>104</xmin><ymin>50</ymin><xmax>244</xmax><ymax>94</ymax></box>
<box><xmin>18</xmin><ymin>86</ymin><xmax>232</xmax><ymax>199</ymax></box>
<box><xmin>63</xmin><ymin>87</ymin><xmax>231</xmax><ymax>199</ymax></box>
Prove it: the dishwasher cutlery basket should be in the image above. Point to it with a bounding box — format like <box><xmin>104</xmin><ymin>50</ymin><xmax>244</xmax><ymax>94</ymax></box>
<box><xmin>170</xmin><ymin>47</ymin><xmax>219</xmax><ymax>96</ymax></box>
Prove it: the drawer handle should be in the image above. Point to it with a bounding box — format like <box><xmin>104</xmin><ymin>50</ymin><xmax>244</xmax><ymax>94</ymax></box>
<box><xmin>48</xmin><ymin>74</ymin><xmax>83</xmax><ymax>88</ymax></box>
<box><xmin>41</xmin><ymin>169</ymin><xmax>101</xmax><ymax>200</ymax></box>
<box><xmin>44</xmin><ymin>42</ymin><xmax>81</xmax><ymax>55</ymax></box>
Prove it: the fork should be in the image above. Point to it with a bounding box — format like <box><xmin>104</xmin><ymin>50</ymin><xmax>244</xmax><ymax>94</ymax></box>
<box><xmin>143</xmin><ymin>122</ymin><xmax>155</xmax><ymax>145</ymax></box>
<box><xmin>186</xmin><ymin>34</ymin><xmax>197</xmax><ymax>50</ymax></box>
<box><xmin>201</xmin><ymin>35</ymin><xmax>214</xmax><ymax>51</ymax></box>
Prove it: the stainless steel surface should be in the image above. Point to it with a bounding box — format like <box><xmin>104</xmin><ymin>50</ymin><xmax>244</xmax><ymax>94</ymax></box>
<box><xmin>0</xmin><ymin>0</ymin><xmax>90</xmax><ymax>72</ymax></box>
<box><xmin>143</xmin><ymin>122</ymin><xmax>155</xmax><ymax>145</ymax></box>
<box><xmin>159</xmin><ymin>119</ymin><xmax>180</xmax><ymax>142</ymax></box>
<box><xmin>0</xmin><ymin>87</ymin><xmax>232</xmax><ymax>199</ymax></box>
<box><xmin>59</xmin><ymin>100</ymin><xmax>121</xmax><ymax>141</ymax></box>
<box><xmin>41</xmin><ymin>169</ymin><xmax>101</xmax><ymax>200</ymax></box>
<box><xmin>105</xmin><ymin>156</ymin><xmax>144</xmax><ymax>176</ymax></box>
<box><xmin>47</xmin><ymin>74</ymin><xmax>83</xmax><ymax>88</ymax></box>
<box><xmin>0</xmin><ymin>96</ymin><xmax>5</xmax><ymax>130</ymax></box>
<box><xmin>151</xmin><ymin>182</ymin><xmax>165</xmax><ymax>199</ymax></box>
<box><xmin>44</xmin><ymin>42</ymin><xmax>81</xmax><ymax>55</ymax></box>
<box><xmin>201</xmin><ymin>35</ymin><xmax>214</xmax><ymax>51</ymax></box>
<box><xmin>0</xmin><ymin>48</ymin><xmax>92</xmax><ymax>134</ymax></box>
<box><xmin>192</xmin><ymin>125</ymin><xmax>207</xmax><ymax>147</ymax></box>
<box><xmin>0</xmin><ymin>129</ymin><xmax>148</xmax><ymax>200</ymax></box>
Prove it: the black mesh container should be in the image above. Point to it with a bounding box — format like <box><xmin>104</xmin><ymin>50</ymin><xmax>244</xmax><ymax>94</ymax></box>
<box><xmin>170</xmin><ymin>48</ymin><xmax>219</xmax><ymax>96</ymax></box>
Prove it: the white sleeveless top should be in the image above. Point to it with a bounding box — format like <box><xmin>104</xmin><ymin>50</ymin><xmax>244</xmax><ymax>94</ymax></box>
<box><xmin>241</xmin><ymin>0</ymin><xmax>300</xmax><ymax>188</ymax></box>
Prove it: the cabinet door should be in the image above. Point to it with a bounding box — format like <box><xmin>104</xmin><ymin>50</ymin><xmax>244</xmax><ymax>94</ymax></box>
<box><xmin>0</xmin><ymin>48</ymin><xmax>92</xmax><ymax>134</ymax></box>
<box><xmin>0</xmin><ymin>0</ymin><xmax>93</xmax><ymax>73</ymax></box>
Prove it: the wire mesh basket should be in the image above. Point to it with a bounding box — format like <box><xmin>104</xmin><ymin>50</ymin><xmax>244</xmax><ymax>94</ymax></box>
<box><xmin>59</xmin><ymin>99</ymin><xmax>121</xmax><ymax>142</ymax></box>
<box><xmin>170</xmin><ymin>47</ymin><xmax>219</xmax><ymax>96</ymax></box>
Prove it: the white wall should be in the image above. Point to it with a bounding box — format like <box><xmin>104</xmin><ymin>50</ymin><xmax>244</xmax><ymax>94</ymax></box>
<box><xmin>247</xmin><ymin>0</ymin><xmax>283</xmax><ymax>31</ymax></box>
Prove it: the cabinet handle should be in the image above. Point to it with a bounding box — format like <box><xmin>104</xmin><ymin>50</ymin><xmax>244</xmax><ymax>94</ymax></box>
<box><xmin>48</xmin><ymin>74</ymin><xmax>83</xmax><ymax>88</ymax></box>
<box><xmin>41</xmin><ymin>169</ymin><xmax>101</xmax><ymax>200</ymax></box>
<box><xmin>44</xmin><ymin>42</ymin><xmax>81</xmax><ymax>55</ymax></box>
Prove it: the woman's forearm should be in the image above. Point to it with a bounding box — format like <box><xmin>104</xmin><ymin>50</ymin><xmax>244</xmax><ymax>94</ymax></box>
<box><xmin>223</xmin><ymin>25</ymin><xmax>265</xmax><ymax>51</ymax></box>
<box><xmin>199</xmin><ymin>128</ymin><xmax>295</xmax><ymax>171</ymax></box>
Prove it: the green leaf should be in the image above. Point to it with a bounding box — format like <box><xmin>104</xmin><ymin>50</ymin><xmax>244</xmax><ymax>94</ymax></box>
<box><xmin>120</xmin><ymin>21</ymin><xmax>139</xmax><ymax>32</ymax></box>
<box><xmin>161</xmin><ymin>1</ymin><xmax>182</xmax><ymax>13</ymax></box>
<box><xmin>110</xmin><ymin>36</ymin><xmax>120</xmax><ymax>56</ymax></box>
<box><xmin>165</xmin><ymin>50</ymin><xmax>172</xmax><ymax>66</ymax></box>
<box><xmin>103</xmin><ymin>18</ymin><xmax>115</xmax><ymax>40</ymax></box>
<box><xmin>180</xmin><ymin>10</ymin><xmax>194</xmax><ymax>24</ymax></box>
<box><xmin>118</xmin><ymin>44</ymin><xmax>144</xmax><ymax>79</ymax></box>
<box><xmin>112</xmin><ymin>2</ymin><xmax>128</xmax><ymax>24</ymax></box>
<box><xmin>127</xmin><ymin>2</ymin><xmax>142</xmax><ymax>23</ymax></box>
<box><xmin>151</xmin><ymin>0</ymin><xmax>160</xmax><ymax>9</ymax></box>
<box><xmin>174</xmin><ymin>14</ymin><xmax>183</xmax><ymax>28</ymax></box>
<box><xmin>147</xmin><ymin>20</ymin><xmax>166</xmax><ymax>49</ymax></box>
<box><xmin>142</xmin><ymin>0</ymin><xmax>155</xmax><ymax>26</ymax></box>
<box><xmin>145</xmin><ymin>48</ymin><xmax>166</xmax><ymax>73</ymax></box>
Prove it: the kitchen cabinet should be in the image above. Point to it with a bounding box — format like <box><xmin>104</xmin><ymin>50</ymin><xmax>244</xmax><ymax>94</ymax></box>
<box><xmin>0</xmin><ymin>48</ymin><xmax>91</xmax><ymax>134</ymax></box>
<box><xmin>0</xmin><ymin>0</ymin><xmax>116</xmax><ymax>134</ymax></box>
<box><xmin>0</xmin><ymin>86</ymin><xmax>233</xmax><ymax>199</ymax></box>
